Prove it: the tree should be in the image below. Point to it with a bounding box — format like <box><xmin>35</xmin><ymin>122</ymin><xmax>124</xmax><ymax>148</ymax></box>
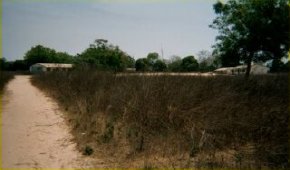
<box><xmin>0</xmin><ymin>58</ymin><xmax>29</xmax><ymax>71</ymax></box>
<box><xmin>167</xmin><ymin>55</ymin><xmax>182</xmax><ymax>72</ymax></box>
<box><xmin>135</xmin><ymin>52</ymin><xmax>164</xmax><ymax>72</ymax></box>
<box><xmin>281</xmin><ymin>61</ymin><xmax>289</xmax><ymax>72</ymax></box>
<box><xmin>270</xmin><ymin>59</ymin><xmax>289</xmax><ymax>73</ymax></box>
<box><xmin>153</xmin><ymin>60</ymin><xmax>167</xmax><ymax>71</ymax></box>
<box><xmin>24</xmin><ymin>45</ymin><xmax>56</xmax><ymax>66</ymax></box>
<box><xmin>135</xmin><ymin>58</ymin><xmax>149</xmax><ymax>71</ymax></box>
<box><xmin>197</xmin><ymin>50</ymin><xmax>217</xmax><ymax>72</ymax></box>
<box><xmin>181</xmin><ymin>56</ymin><xmax>199</xmax><ymax>72</ymax></box>
<box><xmin>147</xmin><ymin>52</ymin><xmax>159</xmax><ymax>64</ymax></box>
<box><xmin>76</xmin><ymin>39</ymin><xmax>134</xmax><ymax>71</ymax></box>
<box><xmin>211</xmin><ymin>0</ymin><xmax>290</xmax><ymax>77</ymax></box>
<box><xmin>0</xmin><ymin>58</ymin><xmax>8</xmax><ymax>70</ymax></box>
<box><xmin>24</xmin><ymin>45</ymin><xmax>74</xmax><ymax>66</ymax></box>
<box><xmin>11</xmin><ymin>60</ymin><xmax>27</xmax><ymax>71</ymax></box>
<box><xmin>146</xmin><ymin>52</ymin><xmax>159</xmax><ymax>70</ymax></box>
<box><xmin>55</xmin><ymin>52</ymin><xmax>74</xmax><ymax>63</ymax></box>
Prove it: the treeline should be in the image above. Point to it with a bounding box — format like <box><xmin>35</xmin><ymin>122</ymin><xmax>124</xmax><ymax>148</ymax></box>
<box><xmin>0</xmin><ymin>39</ymin><xmax>135</xmax><ymax>72</ymax></box>
<box><xmin>0</xmin><ymin>39</ymin><xmax>218</xmax><ymax>72</ymax></box>
<box><xmin>0</xmin><ymin>39</ymin><xmax>219</xmax><ymax>72</ymax></box>
<box><xmin>135</xmin><ymin>51</ymin><xmax>218</xmax><ymax>72</ymax></box>
<box><xmin>0</xmin><ymin>45</ymin><xmax>74</xmax><ymax>71</ymax></box>
<box><xmin>1</xmin><ymin>38</ymin><xmax>288</xmax><ymax>72</ymax></box>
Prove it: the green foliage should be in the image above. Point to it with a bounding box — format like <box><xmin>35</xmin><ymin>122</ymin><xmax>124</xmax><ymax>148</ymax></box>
<box><xmin>11</xmin><ymin>60</ymin><xmax>29</xmax><ymax>71</ymax></box>
<box><xmin>135</xmin><ymin>52</ymin><xmax>166</xmax><ymax>72</ymax></box>
<box><xmin>153</xmin><ymin>59</ymin><xmax>167</xmax><ymax>71</ymax></box>
<box><xmin>270</xmin><ymin>59</ymin><xmax>289</xmax><ymax>73</ymax></box>
<box><xmin>24</xmin><ymin>45</ymin><xmax>74</xmax><ymax>66</ymax></box>
<box><xmin>9</xmin><ymin>39</ymin><xmax>134</xmax><ymax>72</ymax></box>
<box><xmin>0</xmin><ymin>58</ymin><xmax>8</xmax><ymax>71</ymax></box>
<box><xmin>168</xmin><ymin>54</ymin><xmax>217</xmax><ymax>72</ymax></box>
<box><xmin>55</xmin><ymin>52</ymin><xmax>75</xmax><ymax>63</ymax></box>
<box><xmin>147</xmin><ymin>52</ymin><xmax>159</xmax><ymax>65</ymax></box>
<box><xmin>181</xmin><ymin>56</ymin><xmax>199</xmax><ymax>72</ymax></box>
<box><xmin>135</xmin><ymin>58</ymin><xmax>150</xmax><ymax>71</ymax></box>
<box><xmin>167</xmin><ymin>56</ymin><xmax>182</xmax><ymax>72</ymax></box>
<box><xmin>75</xmin><ymin>39</ymin><xmax>134</xmax><ymax>71</ymax></box>
<box><xmin>199</xmin><ymin>61</ymin><xmax>216</xmax><ymax>72</ymax></box>
<box><xmin>2</xmin><ymin>45</ymin><xmax>73</xmax><ymax>71</ymax></box>
<box><xmin>197</xmin><ymin>50</ymin><xmax>218</xmax><ymax>72</ymax></box>
<box><xmin>0</xmin><ymin>58</ymin><xmax>29</xmax><ymax>71</ymax></box>
<box><xmin>211</xmin><ymin>0</ymin><xmax>290</xmax><ymax>74</ymax></box>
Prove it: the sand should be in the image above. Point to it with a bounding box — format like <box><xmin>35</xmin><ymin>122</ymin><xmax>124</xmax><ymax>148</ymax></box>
<box><xmin>1</xmin><ymin>75</ymin><xmax>100</xmax><ymax>168</ymax></box>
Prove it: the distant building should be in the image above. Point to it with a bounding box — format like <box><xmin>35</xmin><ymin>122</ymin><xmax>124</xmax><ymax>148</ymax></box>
<box><xmin>125</xmin><ymin>68</ymin><xmax>136</xmax><ymax>72</ymax></box>
<box><xmin>30</xmin><ymin>63</ymin><xmax>73</xmax><ymax>74</ymax></box>
<box><xmin>214</xmin><ymin>67</ymin><xmax>235</xmax><ymax>75</ymax></box>
<box><xmin>214</xmin><ymin>63</ymin><xmax>269</xmax><ymax>75</ymax></box>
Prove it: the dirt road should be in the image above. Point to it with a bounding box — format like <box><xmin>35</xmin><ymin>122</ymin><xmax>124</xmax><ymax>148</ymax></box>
<box><xmin>1</xmin><ymin>75</ymin><xmax>100</xmax><ymax>168</ymax></box>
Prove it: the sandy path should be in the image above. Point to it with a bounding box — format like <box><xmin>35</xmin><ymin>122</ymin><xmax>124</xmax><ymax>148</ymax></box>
<box><xmin>1</xmin><ymin>75</ymin><xmax>101</xmax><ymax>169</ymax></box>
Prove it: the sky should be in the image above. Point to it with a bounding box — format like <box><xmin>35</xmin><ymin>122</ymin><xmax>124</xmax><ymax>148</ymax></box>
<box><xmin>3</xmin><ymin>0</ymin><xmax>219</xmax><ymax>61</ymax></box>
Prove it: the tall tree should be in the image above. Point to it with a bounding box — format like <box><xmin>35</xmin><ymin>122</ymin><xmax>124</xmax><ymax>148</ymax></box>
<box><xmin>147</xmin><ymin>52</ymin><xmax>159</xmax><ymax>64</ymax></box>
<box><xmin>181</xmin><ymin>56</ymin><xmax>199</xmax><ymax>72</ymax></box>
<box><xmin>135</xmin><ymin>52</ymin><xmax>163</xmax><ymax>72</ymax></box>
<box><xmin>146</xmin><ymin>52</ymin><xmax>159</xmax><ymax>70</ymax></box>
<box><xmin>197</xmin><ymin>50</ymin><xmax>218</xmax><ymax>72</ymax></box>
<box><xmin>76</xmin><ymin>39</ymin><xmax>134</xmax><ymax>71</ymax></box>
<box><xmin>211</xmin><ymin>0</ymin><xmax>289</xmax><ymax>77</ymax></box>
<box><xmin>153</xmin><ymin>59</ymin><xmax>167</xmax><ymax>71</ymax></box>
<box><xmin>24</xmin><ymin>45</ymin><xmax>56</xmax><ymax>66</ymax></box>
<box><xmin>167</xmin><ymin>55</ymin><xmax>183</xmax><ymax>72</ymax></box>
<box><xmin>135</xmin><ymin>58</ymin><xmax>150</xmax><ymax>71</ymax></box>
<box><xmin>0</xmin><ymin>58</ymin><xmax>8</xmax><ymax>70</ymax></box>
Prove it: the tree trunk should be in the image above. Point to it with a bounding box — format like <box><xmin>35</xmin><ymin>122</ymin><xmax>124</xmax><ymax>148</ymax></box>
<box><xmin>245</xmin><ymin>55</ymin><xmax>252</xmax><ymax>78</ymax></box>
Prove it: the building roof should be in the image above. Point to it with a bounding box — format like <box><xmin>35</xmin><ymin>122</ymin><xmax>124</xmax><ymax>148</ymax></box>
<box><xmin>32</xmin><ymin>63</ymin><xmax>73</xmax><ymax>68</ymax></box>
<box><xmin>235</xmin><ymin>65</ymin><xmax>247</xmax><ymax>69</ymax></box>
<box><xmin>215</xmin><ymin>63</ymin><xmax>268</xmax><ymax>72</ymax></box>
<box><xmin>214</xmin><ymin>67</ymin><xmax>234</xmax><ymax>71</ymax></box>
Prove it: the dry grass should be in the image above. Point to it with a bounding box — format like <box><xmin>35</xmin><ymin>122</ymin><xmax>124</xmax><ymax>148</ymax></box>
<box><xmin>31</xmin><ymin>71</ymin><xmax>288</xmax><ymax>169</ymax></box>
<box><xmin>0</xmin><ymin>71</ymin><xmax>14</xmax><ymax>92</ymax></box>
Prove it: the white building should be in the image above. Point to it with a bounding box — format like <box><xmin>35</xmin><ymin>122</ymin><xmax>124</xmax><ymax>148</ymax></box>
<box><xmin>214</xmin><ymin>63</ymin><xmax>269</xmax><ymax>75</ymax></box>
<box><xmin>30</xmin><ymin>63</ymin><xmax>73</xmax><ymax>74</ymax></box>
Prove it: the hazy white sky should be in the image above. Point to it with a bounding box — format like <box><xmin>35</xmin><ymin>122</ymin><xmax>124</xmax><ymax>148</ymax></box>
<box><xmin>3</xmin><ymin>0</ymin><xmax>218</xmax><ymax>61</ymax></box>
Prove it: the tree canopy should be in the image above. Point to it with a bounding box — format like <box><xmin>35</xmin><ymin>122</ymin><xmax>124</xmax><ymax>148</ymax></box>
<box><xmin>135</xmin><ymin>58</ymin><xmax>150</xmax><ymax>71</ymax></box>
<box><xmin>211</xmin><ymin>0</ymin><xmax>290</xmax><ymax>76</ymax></box>
<box><xmin>75</xmin><ymin>39</ymin><xmax>135</xmax><ymax>71</ymax></box>
<box><xmin>24</xmin><ymin>45</ymin><xmax>74</xmax><ymax>66</ymax></box>
<box><xmin>181</xmin><ymin>56</ymin><xmax>199</xmax><ymax>72</ymax></box>
<box><xmin>167</xmin><ymin>56</ymin><xmax>183</xmax><ymax>72</ymax></box>
<box><xmin>197</xmin><ymin>50</ymin><xmax>219</xmax><ymax>72</ymax></box>
<box><xmin>135</xmin><ymin>52</ymin><xmax>167</xmax><ymax>72</ymax></box>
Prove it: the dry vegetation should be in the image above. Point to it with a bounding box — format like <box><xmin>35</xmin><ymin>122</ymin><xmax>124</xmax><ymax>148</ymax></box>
<box><xmin>0</xmin><ymin>71</ymin><xmax>14</xmax><ymax>92</ymax></box>
<box><xmin>31</xmin><ymin>71</ymin><xmax>288</xmax><ymax>169</ymax></box>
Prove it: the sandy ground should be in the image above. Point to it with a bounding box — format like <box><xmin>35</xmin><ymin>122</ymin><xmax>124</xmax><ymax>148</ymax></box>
<box><xmin>1</xmin><ymin>75</ymin><xmax>102</xmax><ymax>169</ymax></box>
